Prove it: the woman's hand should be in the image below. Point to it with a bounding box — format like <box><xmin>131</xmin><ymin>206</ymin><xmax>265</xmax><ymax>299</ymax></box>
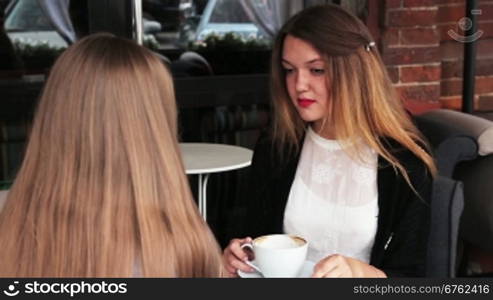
<box><xmin>312</xmin><ymin>254</ymin><xmax>387</xmax><ymax>278</ymax></box>
<box><xmin>222</xmin><ymin>237</ymin><xmax>256</xmax><ymax>277</ymax></box>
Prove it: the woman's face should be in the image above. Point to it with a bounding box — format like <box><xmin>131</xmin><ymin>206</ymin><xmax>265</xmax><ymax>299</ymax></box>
<box><xmin>282</xmin><ymin>35</ymin><xmax>330</xmax><ymax>133</ymax></box>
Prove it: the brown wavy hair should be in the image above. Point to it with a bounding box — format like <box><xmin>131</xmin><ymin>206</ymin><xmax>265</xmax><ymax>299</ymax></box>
<box><xmin>270</xmin><ymin>4</ymin><xmax>436</xmax><ymax>185</ymax></box>
<box><xmin>0</xmin><ymin>34</ymin><xmax>222</xmax><ymax>277</ymax></box>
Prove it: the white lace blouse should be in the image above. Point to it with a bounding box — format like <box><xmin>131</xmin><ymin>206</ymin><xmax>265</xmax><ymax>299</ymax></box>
<box><xmin>283</xmin><ymin>127</ymin><xmax>379</xmax><ymax>263</ymax></box>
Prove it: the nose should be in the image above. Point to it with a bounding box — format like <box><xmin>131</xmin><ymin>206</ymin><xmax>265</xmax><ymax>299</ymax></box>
<box><xmin>295</xmin><ymin>70</ymin><xmax>309</xmax><ymax>93</ymax></box>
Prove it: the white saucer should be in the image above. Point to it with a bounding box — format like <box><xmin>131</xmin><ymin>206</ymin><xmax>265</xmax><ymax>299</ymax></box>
<box><xmin>237</xmin><ymin>260</ymin><xmax>315</xmax><ymax>278</ymax></box>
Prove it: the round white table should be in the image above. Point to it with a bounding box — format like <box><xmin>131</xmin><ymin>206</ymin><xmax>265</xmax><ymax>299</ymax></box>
<box><xmin>180</xmin><ymin>143</ymin><xmax>253</xmax><ymax>221</ymax></box>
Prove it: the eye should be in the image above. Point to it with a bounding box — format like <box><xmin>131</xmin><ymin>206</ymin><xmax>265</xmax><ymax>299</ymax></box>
<box><xmin>311</xmin><ymin>68</ymin><xmax>325</xmax><ymax>75</ymax></box>
<box><xmin>283</xmin><ymin>67</ymin><xmax>294</xmax><ymax>75</ymax></box>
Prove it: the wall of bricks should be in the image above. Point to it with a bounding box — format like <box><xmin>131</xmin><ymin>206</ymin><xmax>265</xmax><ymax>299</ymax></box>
<box><xmin>438</xmin><ymin>0</ymin><xmax>493</xmax><ymax>111</ymax></box>
<box><xmin>377</xmin><ymin>0</ymin><xmax>493</xmax><ymax>113</ymax></box>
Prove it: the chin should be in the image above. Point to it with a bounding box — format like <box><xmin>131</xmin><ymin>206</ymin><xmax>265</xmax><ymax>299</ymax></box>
<box><xmin>297</xmin><ymin>112</ymin><xmax>323</xmax><ymax>123</ymax></box>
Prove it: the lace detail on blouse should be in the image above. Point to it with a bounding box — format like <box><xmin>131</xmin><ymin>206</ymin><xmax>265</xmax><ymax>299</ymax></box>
<box><xmin>283</xmin><ymin>127</ymin><xmax>379</xmax><ymax>263</ymax></box>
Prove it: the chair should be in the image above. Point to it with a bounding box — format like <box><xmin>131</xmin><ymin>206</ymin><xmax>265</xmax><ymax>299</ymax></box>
<box><xmin>416</xmin><ymin>109</ymin><xmax>493</xmax><ymax>276</ymax></box>
<box><xmin>426</xmin><ymin>176</ymin><xmax>464</xmax><ymax>277</ymax></box>
<box><xmin>414</xmin><ymin>112</ymin><xmax>477</xmax><ymax>277</ymax></box>
<box><xmin>171</xmin><ymin>51</ymin><xmax>213</xmax><ymax>77</ymax></box>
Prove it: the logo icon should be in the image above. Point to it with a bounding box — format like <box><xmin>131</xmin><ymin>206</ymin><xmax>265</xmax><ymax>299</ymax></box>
<box><xmin>448</xmin><ymin>9</ymin><xmax>483</xmax><ymax>43</ymax></box>
<box><xmin>3</xmin><ymin>281</ymin><xmax>20</xmax><ymax>297</ymax></box>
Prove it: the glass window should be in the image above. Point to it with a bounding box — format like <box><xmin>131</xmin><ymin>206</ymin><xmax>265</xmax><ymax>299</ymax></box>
<box><xmin>146</xmin><ymin>0</ymin><xmax>271</xmax><ymax>50</ymax></box>
<box><xmin>208</xmin><ymin>0</ymin><xmax>251</xmax><ymax>23</ymax></box>
<box><xmin>3</xmin><ymin>0</ymin><xmax>66</xmax><ymax>72</ymax></box>
<box><xmin>145</xmin><ymin>0</ymin><xmax>276</xmax><ymax>75</ymax></box>
<box><xmin>4</xmin><ymin>0</ymin><xmax>54</xmax><ymax>31</ymax></box>
<box><xmin>4</xmin><ymin>0</ymin><xmax>67</xmax><ymax>48</ymax></box>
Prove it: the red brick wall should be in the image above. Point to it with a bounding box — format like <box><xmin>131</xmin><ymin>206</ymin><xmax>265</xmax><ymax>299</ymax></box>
<box><xmin>380</xmin><ymin>0</ymin><xmax>442</xmax><ymax>114</ymax></box>
<box><xmin>376</xmin><ymin>0</ymin><xmax>493</xmax><ymax>113</ymax></box>
<box><xmin>438</xmin><ymin>0</ymin><xmax>493</xmax><ymax>111</ymax></box>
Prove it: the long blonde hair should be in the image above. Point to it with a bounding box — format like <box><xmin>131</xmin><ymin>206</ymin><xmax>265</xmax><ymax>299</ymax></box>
<box><xmin>271</xmin><ymin>5</ymin><xmax>436</xmax><ymax>184</ymax></box>
<box><xmin>0</xmin><ymin>34</ymin><xmax>222</xmax><ymax>277</ymax></box>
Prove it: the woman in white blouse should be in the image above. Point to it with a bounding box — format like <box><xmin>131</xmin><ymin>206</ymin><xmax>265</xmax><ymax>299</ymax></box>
<box><xmin>223</xmin><ymin>4</ymin><xmax>436</xmax><ymax>278</ymax></box>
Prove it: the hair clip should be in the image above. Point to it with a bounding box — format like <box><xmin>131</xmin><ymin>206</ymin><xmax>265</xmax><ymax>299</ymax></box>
<box><xmin>365</xmin><ymin>41</ymin><xmax>376</xmax><ymax>52</ymax></box>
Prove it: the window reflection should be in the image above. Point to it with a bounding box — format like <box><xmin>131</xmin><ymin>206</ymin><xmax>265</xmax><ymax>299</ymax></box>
<box><xmin>5</xmin><ymin>0</ymin><xmax>52</xmax><ymax>31</ymax></box>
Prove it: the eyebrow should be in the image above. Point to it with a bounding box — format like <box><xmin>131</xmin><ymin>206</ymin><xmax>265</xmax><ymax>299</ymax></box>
<box><xmin>281</xmin><ymin>58</ymin><xmax>324</xmax><ymax>65</ymax></box>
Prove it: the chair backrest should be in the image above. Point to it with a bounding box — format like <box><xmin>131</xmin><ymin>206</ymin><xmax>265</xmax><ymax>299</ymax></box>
<box><xmin>414</xmin><ymin>115</ymin><xmax>478</xmax><ymax>177</ymax></box>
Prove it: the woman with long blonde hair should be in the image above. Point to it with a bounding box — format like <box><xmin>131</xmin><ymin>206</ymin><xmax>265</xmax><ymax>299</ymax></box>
<box><xmin>0</xmin><ymin>34</ymin><xmax>222</xmax><ymax>277</ymax></box>
<box><xmin>223</xmin><ymin>4</ymin><xmax>436</xmax><ymax>277</ymax></box>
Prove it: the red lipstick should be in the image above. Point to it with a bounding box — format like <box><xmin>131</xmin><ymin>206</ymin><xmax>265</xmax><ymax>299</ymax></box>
<box><xmin>298</xmin><ymin>98</ymin><xmax>316</xmax><ymax>108</ymax></box>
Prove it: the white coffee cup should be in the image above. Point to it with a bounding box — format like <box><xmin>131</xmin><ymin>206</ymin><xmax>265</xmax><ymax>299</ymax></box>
<box><xmin>241</xmin><ymin>234</ymin><xmax>308</xmax><ymax>278</ymax></box>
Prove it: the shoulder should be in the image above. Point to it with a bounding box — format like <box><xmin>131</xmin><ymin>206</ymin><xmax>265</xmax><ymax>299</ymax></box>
<box><xmin>251</xmin><ymin>130</ymin><xmax>275</xmax><ymax>166</ymax></box>
<box><xmin>379</xmin><ymin>138</ymin><xmax>433</xmax><ymax>202</ymax></box>
<box><xmin>253</xmin><ymin>130</ymin><xmax>300</xmax><ymax>167</ymax></box>
<box><xmin>250</xmin><ymin>130</ymin><xmax>303</xmax><ymax>183</ymax></box>
<box><xmin>380</xmin><ymin>137</ymin><xmax>430</xmax><ymax>175</ymax></box>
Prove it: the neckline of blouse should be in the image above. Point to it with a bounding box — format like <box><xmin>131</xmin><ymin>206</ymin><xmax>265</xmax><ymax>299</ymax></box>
<box><xmin>307</xmin><ymin>126</ymin><xmax>344</xmax><ymax>151</ymax></box>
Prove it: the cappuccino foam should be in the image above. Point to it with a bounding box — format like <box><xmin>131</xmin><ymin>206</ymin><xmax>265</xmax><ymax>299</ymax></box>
<box><xmin>255</xmin><ymin>235</ymin><xmax>305</xmax><ymax>249</ymax></box>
